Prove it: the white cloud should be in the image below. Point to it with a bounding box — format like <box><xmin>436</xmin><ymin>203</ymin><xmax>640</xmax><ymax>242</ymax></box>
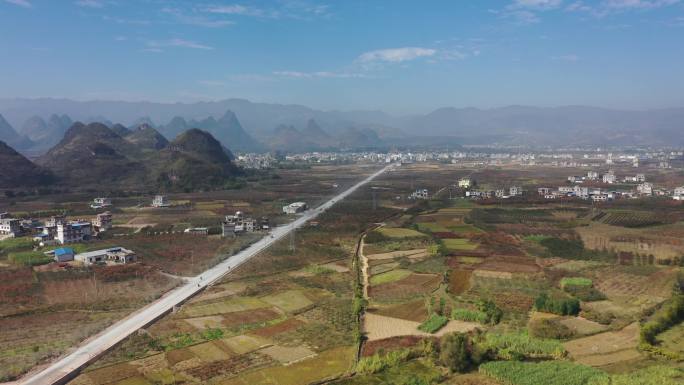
<box><xmin>357</xmin><ymin>47</ymin><xmax>437</xmax><ymax>63</ymax></box>
<box><xmin>147</xmin><ymin>39</ymin><xmax>214</xmax><ymax>51</ymax></box>
<box><xmin>566</xmin><ymin>0</ymin><xmax>680</xmax><ymax>15</ymax></box>
<box><xmin>273</xmin><ymin>70</ymin><xmax>366</xmax><ymax>79</ymax></box>
<box><xmin>162</xmin><ymin>7</ymin><xmax>234</xmax><ymax>28</ymax></box>
<box><xmin>4</xmin><ymin>0</ymin><xmax>32</xmax><ymax>8</ymax></box>
<box><xmin>204</xmin><ymin>4</ymin><xmax>270</xmax><ymax>17</ymax></box>
<box><xmin>74</xmin><ymin>0</ymin><xmax>104</xmax><ymax>8</ymax></box>
<box><xmin>603</xmin><ymin>0</ymin><xmax>679</xmax><ymax>9</ymax></box>
<box><xmin>512</xmin><ymin>0</ymin><xmax>563</xmax><ymax>9</ymax></box>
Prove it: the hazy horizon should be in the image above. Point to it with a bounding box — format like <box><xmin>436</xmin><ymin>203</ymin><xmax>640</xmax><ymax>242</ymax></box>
<box><xmin>1</xmin><ymin>0</ymin><xmax>683</xmax><ymax>114</ymax></box>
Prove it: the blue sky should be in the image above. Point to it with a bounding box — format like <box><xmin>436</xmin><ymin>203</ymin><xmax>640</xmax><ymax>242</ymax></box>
<box><xmin>1</xmin><ymin>0</ymin><xmax>683</xmax><ymax>113</ymax></box>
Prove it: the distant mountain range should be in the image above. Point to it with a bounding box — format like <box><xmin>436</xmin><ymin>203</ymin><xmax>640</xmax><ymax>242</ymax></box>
<box><xmin>0</xmin><ymin>98</ymin><xmax>683</xmax><ymax>152</ymax></box>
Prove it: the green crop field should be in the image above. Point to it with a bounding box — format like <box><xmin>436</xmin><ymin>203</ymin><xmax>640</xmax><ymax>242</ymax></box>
<box><xmin>370</xmin><ymin>269</ymin><xmax>412</xmax><ymax>286</ymax></box>
<box><xmin>442</xmin><ymin>238</ymin><xmax>478</xmax><ymax>251</ymax></box>
<box><xmin>378</xmin><ymin>227</ymin><xmax>427</xmax><ymax>238</ymax></box>
<box><xmin>479</xmin><ymin>361</ymin><xmax>606</xmax><ymax>385</ymax></box>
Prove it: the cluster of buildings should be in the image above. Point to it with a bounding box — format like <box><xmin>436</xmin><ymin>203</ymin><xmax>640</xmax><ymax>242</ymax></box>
<box><xmin>33</xmin><ymin>212</ymin><xmax>112</xmax><ymax>246</ymax></box>
<box><xmin>46</xmin><ymin>246</ymin><xmax>136</xmax><ymax>265</ymax></box>
<box><xmin>466</xmin><ymin>186</ymin><xmax>524</xmax><ymax>200</ymax></box>
<box><xmin>232</xmin><ymin>148</ymin><xmax>682</xmax><ymax>169</ymax></box>
<box><xmin>221</xmin><ymin>211</ymin><xmax>270</xmax><ymax>237</ymax></box>
<box><xmin>566</xmin><ymin>170</ymin><xmax>646</xmax><ymax>185</ymax></box>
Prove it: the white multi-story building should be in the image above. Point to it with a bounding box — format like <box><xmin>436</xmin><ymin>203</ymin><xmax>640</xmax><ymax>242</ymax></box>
<box><xmin>410</xmin><ymin>189</ymin><xmax>429</xmax><ymax>200</ymax></box>
<box><xmin>587</xmin><ymin>171</ymin><xmax>599</xmax><ymax>180</ymax></box>
<box><xmin>152</xmin><ymin>195</ymin><xmax>170</xmax><ymax>208</ymax></box>
<box><xmin>602</xmin><ymin>171</ymin><xmax>616</xmax><ymax>184</ymax></box>
<box><xmin>0</xmin><ymin>218</ymin><xmax>20</xmax><ymax>237</ymax></box>
<box><xmin>56</xmin><ymin>221</ymin><xmax>93</xmax><ymax>244</ymax></box>
<box><xmin>458</xmin><ymin>178</ymin><xmax>472</xmax><ymax>188</ymax></box>
<box><xmin>637</xmin><ymin>182</ymin><xmax>653</xmax><ymax>196</ymax></box>
<box><xmin>509</xmin><ymin>186</ymin><xmax>523</xmax><ymax>196</ymax></box>
<box><xmin>574</xmin><ymin>186</ymin><xmax>589</xmax><ymax>199</ymax></box>
<box><xmin>91</xmin><ymin>197</ymin><xmax>112</xmax><ymax>209</ymax></box>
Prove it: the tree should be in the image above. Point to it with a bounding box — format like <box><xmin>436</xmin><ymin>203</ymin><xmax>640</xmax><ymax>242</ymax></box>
<box><xmin>440</xmin><ymin>332</ymin><xmax>472</xmax><ymax>373</ymax></box>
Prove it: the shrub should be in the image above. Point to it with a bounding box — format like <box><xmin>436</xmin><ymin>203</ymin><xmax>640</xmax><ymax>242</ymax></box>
<box><xmin>529</xmin><ymin>317</ymin><xmax>575</xmax><ymax>339</ymax></box>
<box><xmin>640</xmin><ymin>294</ymin><xmax>684</xmax><ymax>345</ymax></box>
<box><xmin>365</xmin><ymin>230</ymin><xmax>389</xmax><ymax>244</ymax></box>
<box><xmin>478</xmin><ymin>299</ymin><xmax>503</xmax><ymax>325</ymax></box>
<box><xmin>356</xmin><ymin>349</ymin><xmax>411</xmax><ymax>375</ymax></box>
<box><xmin>534</xmin><ymin>292</ymin><xmax>580</xmax><ymax>316</ymax></box>
<box><xmin>439</xmin><ymin>333</ymin><xmax>472</xmax><ymax>373</ymax></box>
<box><xmin>418</xmin><ymin>313</ymin><xmax>448</xmax><ymax>333</ymax></box>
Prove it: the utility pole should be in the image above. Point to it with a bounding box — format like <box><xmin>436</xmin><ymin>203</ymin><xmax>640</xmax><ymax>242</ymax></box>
<box><xmin>289</xmin><ymin>229</ymin><xmax>296</xmax><ymax>253</ymax></box>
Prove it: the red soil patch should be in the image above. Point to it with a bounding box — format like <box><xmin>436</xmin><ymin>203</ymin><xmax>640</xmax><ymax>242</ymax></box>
<box><xmin>370</xmin><ymin>273</ymin><xmax>441</xmax><ymax>301</ymax></box>
<box><xmin>370</xmin><ymin>299</ymin><xmax>428</xmax><ymax>322</ymax></box>
<box><xmin>221</xmin><ymin>308</ymin><xmax>281</xmax><ymax>328</ymax></box>
<box><xmin>476</xmin><ymin>256</ymin><xmax>540</xmax><ymax>274</ymax></box>
<box><xmin>361</xmin><ymin>335</ymin><xmax>431</xmax><ymax>357</ymax></box>
<box><xmin>249</xmin><ymin>318</ymin><xmax>304</xmax><ymax>338</ymax></box>
<box><xmin>448</xmin><ymin>269</ymin><xmax>473</xmax><ymax>295</ymax></box>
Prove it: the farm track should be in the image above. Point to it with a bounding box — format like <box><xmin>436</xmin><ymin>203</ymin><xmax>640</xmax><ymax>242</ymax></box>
<box><xmin>19</xmin><ymin>164</ymin><xmax>393</xmax><ymax>385</ymax></box>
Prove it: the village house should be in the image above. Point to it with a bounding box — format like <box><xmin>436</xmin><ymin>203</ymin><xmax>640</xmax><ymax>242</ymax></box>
<box><xmin>283</xmin><ymin>202</ymin><xmax>308</xmax><ymax>214</ymax></box>
<box><xmin>538</xmin><ymin>187</ymin><xmax>551</xmax><ymax>195</ymax></box>
<box><xmin>587</xmin><ymin>171</ymin><xmax>599</xmax><ymax>180</ymax></box>
<box><xmin>75</xmin><ymin>247</ymin><xmax>136</xmax><ymax>265</ymax></box>
<box><xmin>185</xmin><ymin>227</ymin><xmax>209</xmax><ymax>235</ymax></box>
<box><xmin>152</xmin><ymin>195</ymin><xmax>170</xmax><ymax>208</ymax></box>
<box><xmin>495</xmin><ymin>189</ymin><xmax>506</xmax><ymax>198</ymax></box>
<box><xmin>222</xmin><ymin>211</ymin><xmax>267</xmax><ymax>236</ymax></box>
<box><xmin>509</xmin><ymin>186</ymin><xmax>523</xmax><ymax>196</ymax></box>
<box><xmin>457</xmin><ymin>177</ymin><xmax>472</xmax><ymax>188</ymax></box>
<box><xmin>93</xmin><ymin>212</ymin><xmax>112</xmax><ymax>232</ymax></box>
<box><xmin>90</xmin><ymin>197</ymin><xmax>112</xmax><ymax>209</ymax></box>
<box><xmin>45</xmin><ymin>247</ymin><xmax>75</xmax><ymax>262</ymax></box>
<box><xmin>409</xmin><ymin>188</ymin><xmax>429</xmax><ymax>200</ymax></box>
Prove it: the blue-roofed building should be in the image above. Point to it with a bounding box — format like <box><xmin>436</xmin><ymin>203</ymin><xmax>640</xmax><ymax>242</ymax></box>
<box><xmin>52</xmin><ymin>247</ymin><xmax>75</xmax><ymax>262</ymax></box>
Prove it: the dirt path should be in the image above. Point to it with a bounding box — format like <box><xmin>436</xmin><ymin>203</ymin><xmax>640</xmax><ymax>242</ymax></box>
<box><xmin>360</xmin><ymin>236</ymin><xmax>370</xmax><ymax>299</ymax></box>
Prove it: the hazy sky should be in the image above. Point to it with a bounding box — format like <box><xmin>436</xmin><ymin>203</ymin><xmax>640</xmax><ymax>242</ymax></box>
<box><xmin>1</xmin><ymin>0</ymin><xmax>683</xmax><ymax>113</ymax></box>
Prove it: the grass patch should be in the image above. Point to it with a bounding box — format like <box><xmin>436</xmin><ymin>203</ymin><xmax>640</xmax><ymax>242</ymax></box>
<box><xmin>8</xmin><ymin>251</ymin><xmax>52</xmax><ymax>266</ymax></box>
<box><xmin>370</xmin><ymin>269</ymin><xmax>412</xmax><ymax>286</ymax></box>
<box><xmin>261</xmin><ymin>290</ymin><xmax>314</xmax><ymax>313</ymax></box>
<box><xmin>182</xmin><ymin>297</ymin><xmax>268</xmax><ymax>318</ymax></box>
<box><xmin>559</xmin><ymin>277</ymin><xmax>592</xmax><ymax>289</ymax></box>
